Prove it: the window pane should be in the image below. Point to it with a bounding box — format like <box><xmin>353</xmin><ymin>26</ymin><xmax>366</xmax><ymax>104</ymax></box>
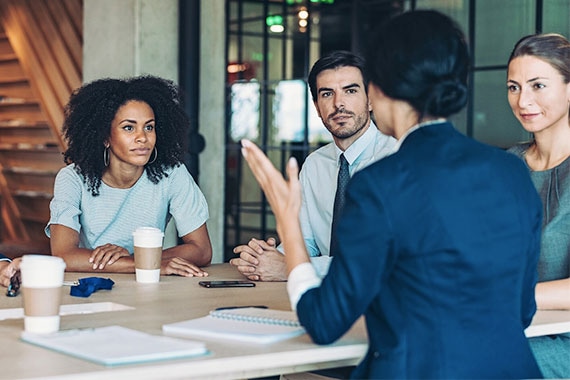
<box><xmin>271</xmin><ymin>79</ymin><xmax>331</xmax><ymax>144</ymax></box>
<box><xmin>266</xmin><ymin>3</ymin><xmax>288</xmax><ymax>80</ymax></box>
<box><xmin>241</xmin><ymin>2</ymin><xmax>265</xmax><ymax>34</ymax></box>
<box><xmin>475</xmin><ymin>0</ymin><xmax>534</xmax><ymax>67</ymax></box>
<box><xmin>227</xmin><ymin>35</ymin><xmax>239</xmax><ymax>66</ymax></box>
<box><xmin>242</xmin><ymin>35</ymin><xmax>264</xmax><ymax>81</ymax></box>
<box><xmin>543</xmin><ymin>0</ymin><xmax>570</xmax><ymax>36</ymax></box>
<box><xmin>449</xmin><ymin>107</ymin><xmax>468</xmax><ymax>136</ymax></box>
<box><xmin>229</xmin><ymin>81</ymin><xmax>260</xmax><ymax>142</ymax></box>
<box><xmin>228</xmin><ymin>1</ymin><xmax>239</xmax><ymax>32</ymax></box>
<box><xmin>472</xmin><ymin>70</ymin><xmax>530</xmax><ymax>148</ymax></box>
<box><xmin>267</xmin><ymin>36</ymin><xmax>285</xmax><ymax>81</ymax></box>
<box><xmin>415</xmin><ymin>0</ymin><xmax>469</xmax><ymax>34</ymax></box>
<box><xmin>226</xmin><ymin>36</ymin><xmax>262</xmax><ymax>83</ymax></box>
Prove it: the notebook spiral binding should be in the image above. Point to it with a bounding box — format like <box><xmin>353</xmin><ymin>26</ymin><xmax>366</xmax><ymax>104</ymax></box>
<box><xmin>209</xmin><ymin>308</ymin><xmax>301</xmax><ymax>327</ymax></box>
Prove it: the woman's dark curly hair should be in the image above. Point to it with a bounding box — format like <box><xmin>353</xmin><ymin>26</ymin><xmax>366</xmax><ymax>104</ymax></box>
<box><xmin>62</xmin><ymin>75</ymin><xmax>189</xmax><ymax>196</ymax></box>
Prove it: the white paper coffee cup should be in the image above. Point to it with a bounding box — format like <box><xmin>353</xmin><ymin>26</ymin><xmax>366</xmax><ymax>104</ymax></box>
<box><xmin>133</xmin><ymin>227</ymin><xmax>164</xmax><ymax>283</ymax></box>
<box><xmin>135</xmin><ymin>268</ymin><xmax>161</xmax><ymax>283</ymax></box>
<box><xmin>19</xmin><ymin>255</ymin><xmax>66</xmax><ymax>334</ymax></box>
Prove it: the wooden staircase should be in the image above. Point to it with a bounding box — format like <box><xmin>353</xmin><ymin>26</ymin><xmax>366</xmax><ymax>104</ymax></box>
<box><xmin>0</xmin><ymin>0</ymin><xmax>82</xmax><ymax>257</ymax></box>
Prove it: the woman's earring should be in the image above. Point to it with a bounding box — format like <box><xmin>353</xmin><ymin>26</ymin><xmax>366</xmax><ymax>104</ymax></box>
<box><xmin>148</xmin><ymin>147</ymin><xmax>158</xmax><ymax>164</ymax></box>
<box><xmin>103</xmin><ymin>147</ymin><xmax>110</xmax><ymax>167</ymax></box>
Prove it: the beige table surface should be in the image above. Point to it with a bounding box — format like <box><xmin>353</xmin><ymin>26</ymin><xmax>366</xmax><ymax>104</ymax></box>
<box><xmin>0</xmin><ymin>263</ymin><xmax>368</xmax><ymax>380</ymax></box>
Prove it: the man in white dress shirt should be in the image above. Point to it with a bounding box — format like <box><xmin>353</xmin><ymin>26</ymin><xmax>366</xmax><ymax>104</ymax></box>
<box><xmin>230</xmin><ymin>50</ymin><xmax>396</xmax><ymax>281</ymax></box>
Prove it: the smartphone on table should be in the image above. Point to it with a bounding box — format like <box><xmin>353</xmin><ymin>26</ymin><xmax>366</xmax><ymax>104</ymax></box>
<box><xmin>198</xmin><ymin>280</ymin><xmax>255</xmax><ymax>288</ymax></box>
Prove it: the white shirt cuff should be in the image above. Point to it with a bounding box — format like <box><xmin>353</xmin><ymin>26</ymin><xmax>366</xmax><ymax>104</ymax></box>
<box><xmin>287</xmin><ymin>262</ymin><xmax>322</xmax><ymax>311</ymax></box>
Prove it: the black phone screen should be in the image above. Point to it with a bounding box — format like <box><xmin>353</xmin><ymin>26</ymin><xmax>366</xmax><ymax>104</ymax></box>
<box><xmin>198</xmin><ymin>280</ymin><xmax>255</xmax><ymax>288</ymax></box>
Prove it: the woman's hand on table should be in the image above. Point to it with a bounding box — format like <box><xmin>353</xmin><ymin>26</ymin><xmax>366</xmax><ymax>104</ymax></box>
<box><xmin>162</xmin><ymin>257</ymin><xmax>209</xmax><ymax>277</ymax></box>
<box><xmin>89</xmin><ymin>244</ymin><xmax>131</xmax><ymax>270</ymax></box>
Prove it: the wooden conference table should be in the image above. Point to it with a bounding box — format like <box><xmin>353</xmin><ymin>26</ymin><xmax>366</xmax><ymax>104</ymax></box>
<box><xmin>0</xmin><ymin>263</ymin><xmax>368</xmax><ymax>380</ymax></box>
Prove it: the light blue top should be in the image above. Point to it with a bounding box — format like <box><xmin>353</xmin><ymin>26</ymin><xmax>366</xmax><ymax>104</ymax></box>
<box><xmin>45</xmin><ymin>164</ymin><xmax>209</xmax><ymax>254</ymax></box>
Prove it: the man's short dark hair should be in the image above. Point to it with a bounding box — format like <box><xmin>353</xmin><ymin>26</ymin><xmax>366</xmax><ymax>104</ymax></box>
<box><xmin>308</xmin><ymin>50</ymin><xmax>368</xmax><ymax>102</ymax></box>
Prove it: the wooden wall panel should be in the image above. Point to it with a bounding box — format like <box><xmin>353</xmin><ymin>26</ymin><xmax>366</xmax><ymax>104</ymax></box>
<box><xmin>0</xmin><ymin>0</ymin><xmax>82</xmax><ymax>247</ymax></box>
<box><xmin>0</xmin><ymin>0</ymin><xmax>83</xmax><ymax>149</ymax></box>
<box><xmin>47</xmin><ymin>0</ymin><xmax>82</xmax><ymax>71</ymax></box>
<box><xmin>62</xmin><ymin>0</ymin><xmax>83</xmax><ymax>38</ymax></box>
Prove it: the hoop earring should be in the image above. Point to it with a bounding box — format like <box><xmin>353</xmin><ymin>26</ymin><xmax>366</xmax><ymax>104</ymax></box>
<box><xmin>103</xmin><ymin>147</ymin><xmax>110</xmax><ymax>167</ymax></box>
<box><xmin>148</xmin><ymin>147</ymin><xmax>157</xmax><ymax>164</ymax></box>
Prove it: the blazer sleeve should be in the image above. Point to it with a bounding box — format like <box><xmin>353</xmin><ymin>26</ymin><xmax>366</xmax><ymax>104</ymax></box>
<box><xmin>296</xmin><ymin>168</ymin><xmax>396</xmax><ymax>344</ymax></box>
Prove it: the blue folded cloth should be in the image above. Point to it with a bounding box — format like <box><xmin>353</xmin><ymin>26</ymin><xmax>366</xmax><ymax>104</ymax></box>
<box><xmin>70</xmin><ymin>277</ymin><xmax>115</xmax><ymax>298</ymax></box>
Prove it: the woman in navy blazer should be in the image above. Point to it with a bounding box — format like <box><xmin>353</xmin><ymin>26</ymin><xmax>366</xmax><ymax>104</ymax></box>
<box><xmin>241</xmin><ymin>10</ymin><xmax>543</xmax><ymax>379</ymax></box>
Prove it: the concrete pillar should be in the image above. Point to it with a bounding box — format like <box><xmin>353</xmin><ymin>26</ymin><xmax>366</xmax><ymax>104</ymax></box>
<box><xmin>83</xmin><ymin>0</ymin><xmax>178</xmax><ymax>82</ymax></box>
<box><xmin>199</xmin><ymin>0</ymin><xmax>226</xmax><ymax>263</ymax></box>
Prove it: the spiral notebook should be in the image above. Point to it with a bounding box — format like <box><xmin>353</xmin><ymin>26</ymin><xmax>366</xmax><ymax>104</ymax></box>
<box><xmin>162</xmin><ymin>307</ymin><xmax>305</xmax><ymax>344</ymax></box>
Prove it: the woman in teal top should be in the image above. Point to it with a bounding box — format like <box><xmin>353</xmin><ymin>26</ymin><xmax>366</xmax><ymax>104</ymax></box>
<box><xmin>507</xmin><ymin>33</ymin><xmax>570</xmax><ymax>378</ymax></box>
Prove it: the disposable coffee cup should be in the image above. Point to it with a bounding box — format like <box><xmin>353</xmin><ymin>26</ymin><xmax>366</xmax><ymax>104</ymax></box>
<box><xmin>19</xmin><ymin>255</ymin><xmax>66</xmax><ymax>334</ymax></box>
<box><xmin>133</xmin><ymin>227</ymin><xmax>164</xmax><ymax>283</ymax></box>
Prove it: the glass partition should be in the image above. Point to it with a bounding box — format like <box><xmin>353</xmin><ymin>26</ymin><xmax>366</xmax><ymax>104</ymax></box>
<box><xmin>224</xmin><ymin>0</ymin><xmax>565</xmax><ymax>260</ymax></box>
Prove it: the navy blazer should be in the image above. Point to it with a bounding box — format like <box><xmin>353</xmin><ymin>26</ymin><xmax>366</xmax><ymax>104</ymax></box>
<box><xmin>296</xmin><ymin>122</ymin><xmax>543</xmax><ymax>379</ymax></box>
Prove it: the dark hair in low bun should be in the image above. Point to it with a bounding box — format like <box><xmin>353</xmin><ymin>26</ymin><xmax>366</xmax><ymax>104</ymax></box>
<box><xmin>423</xmin><ymin>79</ymin><xmax>468</xmax><ymax>117</ymax></box>
<box><xmin>366</xmin><ymin>10</ymin><xmax>470</xmax><ymax>119</ymax></box>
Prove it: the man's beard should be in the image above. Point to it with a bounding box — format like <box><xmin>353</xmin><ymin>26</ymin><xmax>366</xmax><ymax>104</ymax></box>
<box><xmin>325</xmin><ymin>110</ymin><xmax>369</xmax><ymax>140</ymax></box>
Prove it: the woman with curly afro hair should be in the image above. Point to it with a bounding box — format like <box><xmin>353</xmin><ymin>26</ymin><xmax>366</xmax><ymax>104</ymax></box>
<box><xmin>45</xmin><ymin>75</ymin><xmax>212</xmax><ymax>277</ymax></box>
